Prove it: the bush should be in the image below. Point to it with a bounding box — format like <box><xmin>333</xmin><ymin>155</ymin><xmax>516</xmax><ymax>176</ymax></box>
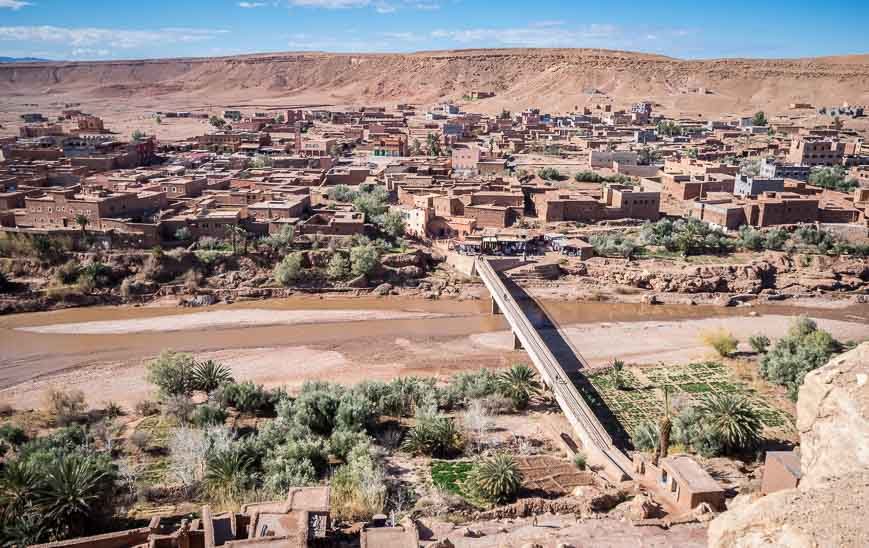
<box><xmin>146</xmin><ymin>351</ymin><xmax>197</xmax><ymax>399</ymax></box>
<box><xmin>330</xmin><ymin>443</ymin><xmax>386</xmax><ymax>521</ymax></box>
<box><xmin>350</xmin><ymin>244</ymin><xmax>379</xmax><ymax>278</ymax></box>
<box><xmin>640</xmin><ymin>218</ymin><xmax>731</xmax><ymax>256</ymax></box>
<box><xmin>401</xmin><ymin>414</ymin><xmax>463</xmax><ymax>458</ymax></box>
<box><xmin>291</xmin><ymin>382</ymin><xmax>342</xmax><ymax>435</ymax></box>
<box><xmin>375</xmin><ymin>211</ymin><xmax>406</xmax><ymax>242</ymax></box>
<box><xmin>191</xmin><ymin>403</ymin><xmax>229</xmax><ymax>428</ymax></box>
<box><xmin>43</xmin><ymin>388</ymin><xmax>87</xmax><ymax>426</ymax></box>
<box><xmin>204</xmin><ymin>447</ymin><xmax>255</xmax><ymax>499</ymax></box>
<box><xmin>439</xmin><ymin>369</ymin><xmax>500</xmax><ymax>410</ymax></box>
<box><xmin>467</xmin><ymin>453</ymin><xmax>523</xmax><ymax>504</ymax></box>
<box><xmin>537</xmin><ymin>167</ymin><xmax>564</xmax><ymax>181</ymax></box>
<box><xmin>274</xmin><ymin>252</ymin><xmax>304</xmax><ymax>286</ymax></box>
<box><xmin>162</xmin><ymin>395</ymin><xmax>195</xmax><ymax>424</ymax></box>
<box><xmin>54</xmin><ymin>260</ymin><xmax>81</xmax><ymax>285</ymax></box>
<box><xmin>129</xmin><ymin>430</ymin><xmax>150</xmax><ymax>451</ymax></box>
<box><xmin>0</xmin><ymin>424</ymin><xmax>27</xmax><ymax>447</ymax></box>
<box><xmin>327</xmin><ymin>252</ymin><xmax>350</xmax><ymax>280</ymax></box>
<box><xmin>352</xmin><ymin>186</ymin><xmax>389</xmax><ymax>221</ymax></box>
<box><xmin>134</xmin><ymin>399</ymin><xmax>161</xmax><ymax>417</ymax></box>
<box><xmin>759</xmin><ymin>317</ymin><xmax>842</xmax><ymax>400</ymax></box>
<box><xmin>573</xmin><ymin>452</ymin><xmax>587</xmax><ymax>470</ymax></box>
<box><xmin>329</xmin><ymin>429</ymin><xmax>372</xmax><ymax>460</ymax></box>
<box><xmin>215</xmin><ymin>381</ymin><xmax>272</xmax><ymax>415</ymax></box>
<box><xmin>748</xmin><ymin>335</ymin><xmax>771</xmax><ymax>354</ymax></box>
<box><xmin>701</xmin><ymin>329</ymin><xmax>738</xmax><ymax>357</ymax></box>
<box><xmin>632</xmin><ymin>421</ymin><xmax>660</xmax><ymax>452</ymax></box>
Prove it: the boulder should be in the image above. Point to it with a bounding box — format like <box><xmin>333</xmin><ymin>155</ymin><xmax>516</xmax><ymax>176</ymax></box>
<box><xmin>373</xmin><ymin>283</ymin><xmax>393</xmax><ymax>296</ymax></box>
<box><xmin>708</xmin><ymin>343</ymin><xmax>869</xmax><ymax>547</ymax></box>
<box><xmin>381</xmin><ymin>250</ymin><xmax>426</xmax><ymax>268</ymax></box>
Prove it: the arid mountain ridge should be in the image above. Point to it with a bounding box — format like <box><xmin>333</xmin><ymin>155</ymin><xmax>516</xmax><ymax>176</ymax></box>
<box><xmin>2</xmin><ymin>48</ymin><xmax>869</xmax><ymax>116</ymax></box>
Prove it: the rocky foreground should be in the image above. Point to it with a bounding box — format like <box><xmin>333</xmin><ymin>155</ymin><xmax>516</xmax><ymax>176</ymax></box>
<box><xmin>708</xmin><ymin>343</ymin><xmax>869</xmax><ymax>547</ymax></box>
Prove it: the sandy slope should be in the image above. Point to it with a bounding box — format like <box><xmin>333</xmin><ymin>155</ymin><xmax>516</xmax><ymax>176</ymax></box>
<box><xmin>2</xmin><ymin>48</ymin><xmax>868</xmax><ymax>141</ymax></box>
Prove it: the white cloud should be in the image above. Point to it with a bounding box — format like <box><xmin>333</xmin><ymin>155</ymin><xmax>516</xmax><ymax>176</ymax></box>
<box><xmin>238</xmin><ymin>1</ymin><xmax>268</xmax><ymax>7</ymax></box>
<box><xmin>288</xmin><ymin>0</ymin><xmax>436</xmax><ymax>11</ymax></box>
<box><xmin>290</xmin><ymin>0</ymin><xmax>371</xmax><ymax>7</ymax></box>
<box><xmin>0</xmin><ymin>0</ymin><xmax>32</xmax><ymax>10</ymax></box>
<box><xmin>430</xmin><ymin>24</ymin><xmax>620</xmax><ymax>48</ymax></box>
<box><xmin>0</xmin><ymin>26</ymin><xmax>227</xmax><ymax>49</ymax></box>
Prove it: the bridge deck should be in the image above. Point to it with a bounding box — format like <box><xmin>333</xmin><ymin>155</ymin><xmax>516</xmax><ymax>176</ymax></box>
<box><xmin>476</xmin><ymin>257</ymin><xmax>633</xmax><ymax>480</ymax></box>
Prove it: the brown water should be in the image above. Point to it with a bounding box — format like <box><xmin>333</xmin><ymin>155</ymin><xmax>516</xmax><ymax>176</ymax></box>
<box><xmin>0</xmin><ymin>295</ymin><xmax>866</xmax><ymax>390</ymax></box>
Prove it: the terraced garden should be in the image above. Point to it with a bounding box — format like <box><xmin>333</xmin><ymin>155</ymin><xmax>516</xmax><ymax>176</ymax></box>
<box><xmin>570</xmin><ymin>361</ymin><xmax>794</xmax><ymax>448</ymax></box>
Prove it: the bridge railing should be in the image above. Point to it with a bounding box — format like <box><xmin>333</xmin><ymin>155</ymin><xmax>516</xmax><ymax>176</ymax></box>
<box><xmin>476</xmin><ymin>257</ymin><xmax>615</xmax><ymax>452</ymax></box>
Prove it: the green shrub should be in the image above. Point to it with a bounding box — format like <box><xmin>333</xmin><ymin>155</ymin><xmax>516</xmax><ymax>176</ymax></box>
<box><xmin>191</xmin><ymin>404</ymin><xmax>228</xmax><ymax>427</ymax></box>
<box><xmin>146</xmin><ymin>351</ymin><xmax>197</xmax><ymax>398</ymax></box>
<box><xmin>438</xmin><ymin>369</ymin><xmax>500</xmax><ymax>410</ymax></box>
<box><xmin>350</xmin><ymin>244</ymin><xmax>379</xmax><ymax>278</ymax></box>
<box><xmin>327</xmin><ymin>252</ymin><xmax>350</xmax><ymax>280</ymax></box>
<box><xmin>537</xmin><ymin>167</ymin><xmax>564</xmax><ymax>181</ymax></box>
<box><xmin>759</xmin><ymin>317</ymin><xmax>842</xmax><ymax>400</ymax></box>
<box><xmin>54</xmin><ymin>261</ymin><xmax>81</xmax><ymax>285</ymax></box>
<box><xmin>466</xmin><ymin>453</ymin><xmax>523</xmax><ymax>504</ymax></box>
<box><xmin>134</xmin><ymin>400</ymin><xmax>161</xmax><ymax>417</ymax></box>
<box><xmin>748</xmin><ymin>335</ymin><xmax>771</xmax><ymax>354</ymax></box>
<box><xmin>204</xmin><ymin>447</ymin><xmax>255</xmax><ymax>499</ymax></box>
<box><xmin>274</xmin><ymin>252</ymin><xmax>304</xmax><ymax>286</ymax></box>
<box><xmin>0</xmin><ymin>424</ymin><xmax>27</xmax><ymax>447</ymax></box>
<box><xmin>401</xmin><ymin>415</ymin><xmax>462</xmax><ymax>458</ymax></box>
<box><xmin>632</xmin><ymin>421</ymin><xmax>660</xmax><ymax>452</ymax></box>
<box><xmin>573</xmin><ymin>452</ymin><xmax>587</xmax><ymax>470</ymax></box>
<box><xmin>215</xmin><ymin>381</ymin><xmax>272</xmax><ymax>415</ymax></box>
<box><xmin>330</xmin><ymin>442</ymin><xmax>386</xmax><ymax>522</ymax></box>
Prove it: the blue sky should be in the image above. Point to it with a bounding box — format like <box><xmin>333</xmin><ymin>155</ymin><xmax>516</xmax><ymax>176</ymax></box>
<box><xmin>1</xmin><ymin>0</ymin><xmax>867</xmax><ymax>61</ymax></box>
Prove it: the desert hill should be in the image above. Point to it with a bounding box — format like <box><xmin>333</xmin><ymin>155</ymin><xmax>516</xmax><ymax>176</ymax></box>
<box><xmin>1</xmin><ymin>48</ymin><xmax>868</xmax><ymax>134</ymax></box>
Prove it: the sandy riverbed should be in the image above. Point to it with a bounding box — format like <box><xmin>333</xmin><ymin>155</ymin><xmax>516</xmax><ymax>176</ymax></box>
<box><xmin>2</xmin><ymin>312</ymin><xmax>867</xmax><ymax>410</ymax></box>
<box><xmin>14</xmin><ymin>308</ymin><xmax>454</xmax><ymax>335</ymax></box>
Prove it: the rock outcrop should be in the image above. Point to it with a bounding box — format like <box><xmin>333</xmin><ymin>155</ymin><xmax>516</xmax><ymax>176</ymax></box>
<box><xmin>708</xmin><ymin>343</ymin><xmax>869</xmax><ymax>548</ymax></box>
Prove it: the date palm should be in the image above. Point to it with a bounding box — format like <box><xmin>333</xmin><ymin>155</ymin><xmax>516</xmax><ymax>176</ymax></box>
<box><xmin>497</xmin><ymin>364</ymin><xmax>542</xmax><ymax>410</ymax></box>
<box><xmin>653</xmin><ymin>386</ymin><xmax>672</xmax><ymax>466</ymax></box>
<box><xmin>468</xmin><ymin>453</ymin><xmax>523</xmax><ymax>504</ymax></box>
<box><xmin>74</xmin><ymin>214</ymin><xmax>89</xmax><ymax>237</ymax></box>
<box><xmin>698</xmin><ymin>393</ymin><xmax>762</xmax><ymax>453</ymax></box>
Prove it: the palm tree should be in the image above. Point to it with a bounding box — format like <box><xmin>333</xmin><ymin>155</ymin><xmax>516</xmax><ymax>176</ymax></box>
<box><xmin>653</xmin><ymin>386</ymin><xmax>672</xmax><ymax>466</ymax></box>
<box><xmin>205</xmin><ymin>449</ymin><xmax>253</xmax><ymax>499</ymax></box>
<box><xmin>468</xmin><ymin>453</ymin><xmax>523</xmax><ymax>504</ymax></box>
<box><xmin>610</xmin><ymin>359</ymin><xmax>626</xmax><ymax>390</ymax></box>
<box><xmin>497</xmin><ymin>364</ymin><xmax>542</xmax><ymax>410</ymax></box>
<box><xmin>192</xmin><ymin>360</ymin><xmax>234</xmax><ymax>393</ymax></box>
<box><xmin>35</xmin><ymin>456</ymin><xmax>111</xmax><ymax>538</ymax></box>
<box><xmin>74</xmin><ymin>214</ymin><xmax>89</xmax><ymax>237</ymax></box>
<box><xmin>224</xmin><ymin>225</ymin><xmax>248</xmax><ymax>255</ymax></box>
<box><xmin>0</xmin><ymin>460</ymin><xmax>38</xmax><ymax>521</ymax></box>
<box><xmin>697</xmin><ymin>393</ymin><xmax>762</xmax><ymax>454</ymax></box>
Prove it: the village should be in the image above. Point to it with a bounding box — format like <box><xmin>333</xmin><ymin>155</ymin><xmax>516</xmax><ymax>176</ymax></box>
<box><xmin>1</xmin><ymin>90</ymin><xmax>868</xmax><ymax>548</ymax></box>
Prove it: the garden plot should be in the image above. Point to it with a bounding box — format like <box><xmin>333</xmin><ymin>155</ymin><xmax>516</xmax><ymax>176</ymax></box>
<box><xmin>573</xmin><ymin>362</ymin><xmax>794</xmax><ymax>447</ymax></box>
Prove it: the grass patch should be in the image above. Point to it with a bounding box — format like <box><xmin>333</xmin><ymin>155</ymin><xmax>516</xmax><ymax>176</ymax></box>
<box><xmin>431</xmin><ymin>460</ymin><xmax>487</xmax><ymax>507</ymax></box>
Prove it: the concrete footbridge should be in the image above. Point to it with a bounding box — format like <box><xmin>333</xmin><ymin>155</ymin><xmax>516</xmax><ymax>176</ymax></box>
<box><xmin>475</xmin><ymin>257</ymin><xmax>633</xmax><ymax>481</ymax></box>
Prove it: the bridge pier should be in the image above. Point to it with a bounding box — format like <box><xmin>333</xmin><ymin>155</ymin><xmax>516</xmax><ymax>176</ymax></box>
<box><xmin>513</xmin><ymin>332</ymin><xmax>523</xmax><ymax>350</ymax></box>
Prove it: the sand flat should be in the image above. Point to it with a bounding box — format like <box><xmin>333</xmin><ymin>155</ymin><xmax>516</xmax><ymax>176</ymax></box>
<box><xmin>15</xmin><ymin>308</ymin><xmax>453</xmax><ymax>335</ymax></box>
